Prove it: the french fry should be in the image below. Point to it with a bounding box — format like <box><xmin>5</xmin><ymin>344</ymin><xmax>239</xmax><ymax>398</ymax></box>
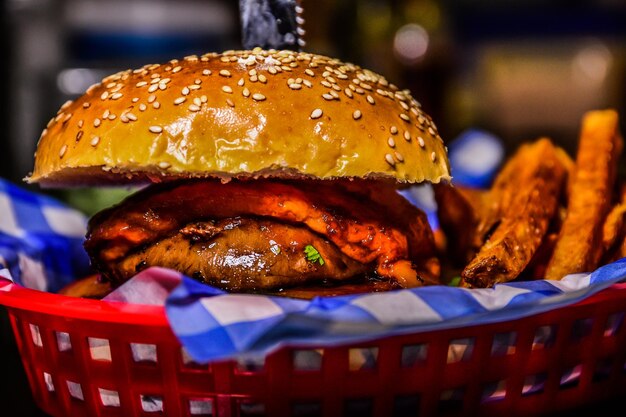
<box><xmin>434</xmin><ymin>184</ymin><xmax>482</xmax><ymax>265</ymax></box>
<box><xmin>546</xmin><ymin>110</ymin><xmax>624</xmax><ymax>280</ymax></box>
<box><xmin>602</xmin><ymin>185</ymin><xmax>626</xmax><ymax>263</ymax></box>
<box><xmin>461</xmin><ymin>138</ymin><xmax>567</xmax><ymax>288</ymax></box>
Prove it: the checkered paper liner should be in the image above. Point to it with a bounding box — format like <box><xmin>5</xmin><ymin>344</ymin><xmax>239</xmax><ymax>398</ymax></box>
<box><xmin>1</xmin><ymin>176</ymin><xmax>625</xmax><ymax>364</ymax></box>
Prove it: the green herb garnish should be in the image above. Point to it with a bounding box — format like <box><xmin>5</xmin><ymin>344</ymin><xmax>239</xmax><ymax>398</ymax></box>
<box><xmin>304</xmin><ymin>244</ymin><xmax>325</xmax><ymax>266</ymax></box>
<box><xmin>448</xmin><ymin>276</ymin><xmax>462</xmax><ymax>287</ymax></box>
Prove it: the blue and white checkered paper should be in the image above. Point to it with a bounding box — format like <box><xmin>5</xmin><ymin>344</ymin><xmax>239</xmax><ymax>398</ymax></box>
<box><xmin>166</xmin><ymin>260</ymin><xmax>626</xmax><ymax>362</ymax></box>
<box><xmin>0</xmin><ymin>179</ymin><xmax>90</xmax><ymax>293</ymax></box>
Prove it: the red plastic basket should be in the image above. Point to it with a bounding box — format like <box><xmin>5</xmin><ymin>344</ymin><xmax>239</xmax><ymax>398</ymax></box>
<box><xmin>1</xmin><ymin>278</ymin><xmax>626</xmax><ymax>417</ymax></box>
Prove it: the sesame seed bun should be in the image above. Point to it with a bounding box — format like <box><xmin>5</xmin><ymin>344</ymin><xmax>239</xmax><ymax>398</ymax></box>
<box><xmin>29</xmin><ymin>49</ymin><xmax>451</xmax><ymax>187</ymax></box>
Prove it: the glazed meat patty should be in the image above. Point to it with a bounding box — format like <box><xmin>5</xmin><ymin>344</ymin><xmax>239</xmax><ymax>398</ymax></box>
<box><xmin>117</xmin><ymin>218</ymin><xmax>367</xmax><ymax>291</ymax></box>
<box><xmin>85</xmin><ymin>179</ymin><xmax>440</xmax><ymax>291</ymax></box>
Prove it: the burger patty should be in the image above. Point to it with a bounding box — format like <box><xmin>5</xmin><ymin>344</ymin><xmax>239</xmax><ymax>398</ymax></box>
<box><xmin>85</xmin><ymin>179</ymin><xmax>440</xmax><ymax>288</ymax></box>
<box><xmin>116</xmin><ymin>218</ymin><xmax>367</xmax><ymax>291</ymax></box>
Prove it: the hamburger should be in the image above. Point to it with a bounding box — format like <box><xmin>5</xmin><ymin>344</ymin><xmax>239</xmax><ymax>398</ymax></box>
<box><xmin>28</xmin><ymin>49</ymin><xmax>451</xmax><ymax>297</ymax></box>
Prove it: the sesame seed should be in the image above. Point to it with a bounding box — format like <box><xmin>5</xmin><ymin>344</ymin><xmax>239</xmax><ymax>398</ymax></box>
<box><xmin>174</xmin><ymin>97</ymin><xmax>186</xmax><ymax>105</ymax></box>
<box><xmin>289</xmin><ymin>83</ymin><xmax>302</xmax><ymax>90</ymax></box>
<box><xmin>150</xmin><ymin>78</ymin><xmax>160</xmax><ymax>84</ymax></box>
<box><xmin>310</xmin><ymin>108</ymin><xmax>323</xmax><ymax>119</ymax></box>
<box><xmin>395</xmin><ymin>151</ymin><xmax>404</xmax><ymax>162</ymax></box>
<box><xmin>400</xmin><ymin>113</ymin><xmax>410</xmax><ymax>122</ymax></box>
<box><xmin>94</xmin><ymin>118</ymin><xmax>101</xmax><ymax>127</ymax></box>
<box><xmin>252</xmin><ymin>93</ymin><xmax>266</xmax><ymax>101</ymax></box>
<box><xmin>61</xmin><ymin>100</ymin><xmax>73</xmax><ymax>110</ymax></box>
<box><xmin>159</xmin><ymin>83</ymin><xmax>167</xmax><ymax>91</ymax></box>
<box><xmin>103</xmin><ymin>110</ymin><xmax>110</xmax><ymax>119</ymax></box>
<box><xmin>322</xmin><ymin>93</ymin><xmax>334</xmax><ymax>100</ymax></box>
<box><xmin>76</xmin><ymin>131</ymin><xmax>83</xmax><ymax>141</ymax></box>
<box><xmin>194</xmin><ymin>78</ymin><xmax>201</xmax><ymax>85</ymax></box>
<box><xmin>202</xmin><ymin>69</ymin><xmax>211</xmax><ymax>76</ymax></box>
<box><xmin>242</xmin><ymin>88</ymin><xmax>250</xmax><ymax>97</ymax></box>
<box><xmin>431</xmin><ymin>152</ymin><xmax>437</xmax><ymax>162</ymax></box>
<box><xmin>330</xmin><ymin>90</ymin><xmax>339</xmax><ymax>98</ymax></box>
<box><xmin>367</xmin><ymin>95</ymin><xmax>375</xmax><ymax>105</ymax></box>
<box><xmin>83</xmin><ymin>102</ymin><xmax>91</xmax><ymax>108</ymax></box>
<box><xmin>258</xmin><ymin>74</ymin><xmax>267</xmax><ymax>83</ymax></box>
<box><xmin>305</xmin><ymin>69</ymin><xmax>315</xmax><ymax>77</ymax></box>
<box><xmin>127</xmin><ymin>113</ymin><xmax>137</xmax><ymax>121</ymax></box>
<box><xmin>353</xmin><ymin>110</ymin><xmax>362</xmax><ymax>120</ymax></box>
<box><xmin>108</xmin><ymin>114</ymin><xmax>116</xmax><ymax>120</ymax></box>
<box><xmin>77</xmin><ymin>120</ymin><xmax>84</xmax><ymax>128</ymax></box>
<box><xmin>303</xmin><ymin>79</ymin><xmax>312</xmax><ymax>88</ymax></box>
<box><xmin>238</xmin><ymin>78</ymin><xmax>245</xmax><ymax>86</ymax></box>
<box><xmin>100</xmin><ymin>91</ymin><xmax>109</xmax><ymax>100</ymax></box>
<box><xmin>189</xmin><ymin>104</ymin><xmax>201</xmax><ymax>112</ymax></box>
<box><xmin>153</xmin><ymin>101</ymin><xmax>161</xmax><ymax>109</ymax></box>
<box><xmin>268</xmin><ymin>67</ymin><xmax>277</xmax><ymax>74</ymax></box>
<box><xmin>106</xmin><ymin>82</ymin><xmax>117</xmax><ymax>88</ymax></box>
<box><xmin>321</xmin><ymin>80</ymin><xmax>332</xmax><ymax>88</ymax></box>
<box><xmin>249</xmin><ymin>69</ymin><xmax>257</xmax><ymax>76</ymax></box>
<box><xmin>222</xmin><ymin>86</ymin><xmax>233</xmax><ymax>93</ymax></box>
<box><xmin>385</xmin><ymin>153</ymin><xmax>395</xmax><ymax>166</ymax></box>
<box><xmin>149</xmin><ymin>126</ymin><xmax>163</xmax><ymax>133</ymax></box>
<box><xmin>400</xmin><ymin>101</ymin><xmax>409</xmax><ymax>111</ymax></box>
<box><xmin>193</xmin><ymin>97</ymin><xmax>202</xmax><ymax>106</ymax></box>
<box><xmin>161</xmin><ymin>78</ymin><xmax>171</xmax><ymax>84</ymax></box>
<box><xmin>90</xmin><ymin>136</ymin><xmax>100</xmax><ymax>147</ymax></box>
<box><xmin>148</xmin><ymin>94</ymin><xmax>156</xmax><ymax>103</ymax></box>
<box><xmin>139</xmin><ymin>103</ymin><xmax>147</xmax><ymax>111</ymax></box>
<box><xmin>404</xmin><ymin>131</ymin><xmax>411</xmax><ymax>141</ymax></box>
<box><xmin>188</xmin><ymin>84</ymin><xmax>200</xmax><ymax>90</ymax></box>
<box><xmin>428</xmin><ymin>127</ymin><xmax>436</xmax><ymax>136</ymax></box>
<box><xmin>180</xmin><ymin>87</ymin><xmax>189</xmax><ymax>96</ymax></box>
<box><xmin>219</xmin><ymin>69</ymin><xmax>231</xmax><ymax>77</ymax></box>
<box><xmin>344</xmin><ymin>88</ymin><xmax>353</xmax><ymax>98</ymax></box>
<box><xmin>59</xmin><ymin>145</ymin><xmax>67</xmax><ymax>158</ymax></box>
<box><xmin>326</xmin><ymin>76</ymin><xmax>336</xmax><ymax>83</ymax></box>
<box><xmin>390</xmin><ymin>126</ymin><xmax>398</xmax><ymax>135</ymax></box>
<box><xmin>158</xmin><ymin>161</ymin><xmax>171</xmax><ymax>169</ymax></box>
<box><xmin>120</xmin><ymin>114</ymin><xmax>129</xmax><ymax>123</ymax></box>
<box><xmin>151</xmin><ymin>73</ymin><xmax>160</xmax><ymax>79</ymax></box>
<box><xmin>132</xmin><ymin>97</ymin><xmax>139</xmax><ymax>102</ymax></box>
<box><xmin>355</xmin><ymin>87</ymin><xmax>365</xmax><ymax>94</ymax></box>
<box><xmin>387</xmin><ymin>137</ymin><xmax>395</xmax><ymax>148</ymax></box>
<box><xmin>226</xmin><ymin>99</ymin><xmax>235</xmax><ymax>107</ymax></box>
<box><xmin>418</xmin><ymin>137</ymin><xmax>425</xmax><ymax>148</ymax></box>
<box><xmin>148</xmin><ymin>84</ymin><xmax>158</xmax><ymax>93</ymax></box>
<box><xmin>172</xmin><ymin>66</ymin><xmax>182</xmax><ymax>73</ymax></box>
<box><xmin>250</xmin><ymin>75</ymin><xmax>258</xmax><ymax>82</ymax></box>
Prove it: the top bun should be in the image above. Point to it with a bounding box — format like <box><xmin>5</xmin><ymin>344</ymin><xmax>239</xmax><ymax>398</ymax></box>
<box><xmin>29</xmin><ymin>49</ymin><xmax>451</xmax><ymax>186</ymax></box>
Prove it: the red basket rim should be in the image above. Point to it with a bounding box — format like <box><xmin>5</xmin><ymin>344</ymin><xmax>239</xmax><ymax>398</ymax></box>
<box><xmin>0</xmin><ymin>278</ymin><xmax>167</xmax><ymax>326</ymax></box>
<box><xmin>3</xmin><ymin>277</ymin><xmax>626</xmax><ymax>329</ymax></box>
